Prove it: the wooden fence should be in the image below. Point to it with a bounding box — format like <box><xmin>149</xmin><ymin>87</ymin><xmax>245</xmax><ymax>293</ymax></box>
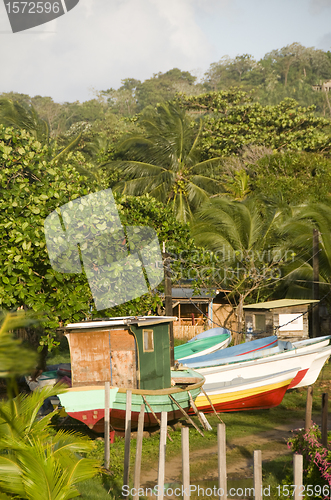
<box><xmin>102</xmin><ymin>387</ymin><xmax>329</xmax><ymax>500</ymax></box>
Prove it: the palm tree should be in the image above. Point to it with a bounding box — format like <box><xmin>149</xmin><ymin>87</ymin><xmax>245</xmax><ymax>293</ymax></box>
<box><xmin>191</xmin><ymin>197</ymin><xmax>290</xmax><ymax>339</ymax></box>
<box><xmin>105</xmin><ymin>102</ymin><xmax>224</xmax><ymax>222</ymax></box>
<box><xmin>277</xmin><ymin>202</ymin><xmax>331</xmax><ymax>299</ymax></box>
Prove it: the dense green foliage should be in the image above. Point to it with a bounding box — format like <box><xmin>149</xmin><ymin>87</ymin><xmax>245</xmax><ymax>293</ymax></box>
<box><xmin>1</xmin><ymin>43</ymin><xmax>331</xmax><ymax>340</ymax></box>
<box><xmin>177</xmin><ymin>91</ymin><xmax>331</xmax><ymax>158</ymax></box>
<box><xmin>0</xmin><ymin>126</ymin><xmax>95</xmax><ymax>344</ymax></box>
<box><xmin>249</xmin><ymin>151</ymin><xmax>331</xmax><ymax>204</ymax></box>
<box><xmin>0</xmin><ymin>125</ymin><xmax>201</xmax><ymax>335</ymax></box>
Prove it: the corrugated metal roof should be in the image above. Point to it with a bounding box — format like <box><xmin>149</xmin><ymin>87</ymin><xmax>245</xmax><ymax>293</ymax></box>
<box><xmin>171</xmin><ymin>287</ymin><xmax>215</xmax><ymax>300</ymax></box>
<box><xmin>243</xmin><ymin>299</ymin><xmax>319</xmax><ymax>310</ymax></box>
<box><xmin>65</xmin><ymin>316</ymin><xmax>178</xmax><ymax>329</ymax></box>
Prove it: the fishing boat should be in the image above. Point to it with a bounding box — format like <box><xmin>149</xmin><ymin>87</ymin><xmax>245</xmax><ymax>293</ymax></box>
<box><xmin>180</xmin><ymin>335</ymin><xmax>331</xmax><ymax>369</ymax></box>
<box><xmin>173</xmin><ymin>327</ymin><xmax>231</xmax><ymax>361</ymax></box>
<box><xmin>57</xmin><ymin>316</ymin><xmax>204</xmax><ymax>432</ymax></box>
<box><xmin>192</xmin><ymin>367</ymin><xmax>300</xmax><ymax>413</ymax></box>
<box><xmin>176</xmin><ymin>334</ymin><xmax>280</xmax><ymax>366</ymax></box>
<box><xmin>195</xmin><ymin>343</ymin><xmax>331</xmax><ymax>390</ymax></box>
<box><xmin>182</xmin><ymin>337</ymin><xmax>331</xmax><ymax>414</ymax></box>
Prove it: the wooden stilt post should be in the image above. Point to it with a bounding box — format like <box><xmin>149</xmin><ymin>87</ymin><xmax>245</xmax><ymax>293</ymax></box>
<box><xmin>133</xmin><ymin>404</ymin><xmax>145</xmax><ymax>500</ymax></box>
<box><xmin>253</xmin><ymin>450</ymin><xmax>262</xmax><ymax>500</ymax></box>
<box><xmin>217</xmin><ymin>423</ymin><xmax>227</xmax><ymax>500</ymax></box>
<box><xmin>305</xmin><ymin>386</ymin><xmax>313</xmax><ymax>431</ymax></box>
<box><xmin>104</xmin><ymin>381</ymin><xmax>110</xmax><ymax>470</ymax></box>
<box><xmin>293</xmin><ymin>454</ymin><xmax>303</xmax><ymax>500</ymax></box>
<box><xmin>201</xmin><ymin>387</ymin><xmax>223</xmax><ymax>422</ymax></box>
<box><xmin>157</xmin><ymin>412</ymin><xmax>167</xmax><ymax>500</ymax></box>
<box><xmin>181</xmin><ymin>427</ymin><xmax>190</xmax><ymax>500</ymax></box>
<box><xmin>169</xmin><ymin>394</ymin><xmax>204</xmax><ymax>437</ymax></box>
<box><xmin>142</xmin><ymin>395</ymin><xmax>173</xmax><ymax>442</ymax></box>
<box><xmin>321</xmin><ymin>392</ymin><xmax>328</xmax><ymax>448</ymax></box>
<box><xmin>123</xmin><ymin>390</ymin><xmax>132</xmax><ymax>496</ymax></box>
<box><xmin>188</xmin><ymin>390</ymin><xmax>210</xmax><ymax>431</ymax></box>
<box><xmin>312</xmin><ymin>228</ymin><xmax>320</xmax><ymax>338</ymax></box>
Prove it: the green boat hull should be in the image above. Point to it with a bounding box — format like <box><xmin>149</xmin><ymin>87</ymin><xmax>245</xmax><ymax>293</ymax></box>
<box><xmin>59</xmin><ymin>370</ymin><xmax>204</xmax><ymax>432</ymax></box>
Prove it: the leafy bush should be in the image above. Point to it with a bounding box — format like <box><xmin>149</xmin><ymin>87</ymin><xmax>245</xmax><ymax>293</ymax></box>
<box><xmin>288</xmin><ymin>425</ymin><xmax>331</xmax><ymax>499</ymax></box>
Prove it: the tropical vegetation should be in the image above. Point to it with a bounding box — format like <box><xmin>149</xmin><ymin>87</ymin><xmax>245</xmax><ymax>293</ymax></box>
<box><xmin>0</xmin><ymin>312</ymin><xmax>100</xmax><ymax>499</ymax></box>
<box><xmin>0</xmin><ymin>42</ymin><xmax>331</xmax><ymax>348</ymax></box>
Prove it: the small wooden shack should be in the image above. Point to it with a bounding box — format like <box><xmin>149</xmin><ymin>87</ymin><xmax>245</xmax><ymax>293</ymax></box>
<box><xmin>167</xmin><ymin>283</ymin><xmax>236</xmax><ymax>340</ymax></box>
<box><xmin>65</xmin><ymin>316</ymin><xmax>176</xmax><ymax>391</ymax></box>
<box><xmin>243</xmin><ymin>299</ymin><xmax>319</xmax><ymax>341</ymax></box>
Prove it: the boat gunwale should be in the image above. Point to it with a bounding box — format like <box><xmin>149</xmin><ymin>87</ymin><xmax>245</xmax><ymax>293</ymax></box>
<box><xmin>188</xmin><ymin>342</ymin><xmax>331</xmax><ymax>372</ymax></box>
<box><xmin>63</xmin><ymin>376</ymin><xmax>205</xmax><ymax>395</ymax></box>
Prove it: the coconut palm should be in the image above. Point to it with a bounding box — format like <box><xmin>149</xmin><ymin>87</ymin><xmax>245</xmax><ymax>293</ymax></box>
<box><xmin>105</xmin><ymin>102</ymin><xmax>224</xmax><ymax>222</ymax></box>
<box><xmin>191</xmin><ymin>197</ymin><xmax>291</xmax><ymax>338</ymax></box>
<box><xmin>277</xmin><ymin>202</ymin><xmax>331</xmax><ymax>298</ymax></box>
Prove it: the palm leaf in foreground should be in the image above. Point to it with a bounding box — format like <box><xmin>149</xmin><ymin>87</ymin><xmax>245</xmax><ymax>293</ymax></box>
<box><xmin>0</xmin><ymin>386</ymin><xmax>100</xmax><ymax>500</ymax></box>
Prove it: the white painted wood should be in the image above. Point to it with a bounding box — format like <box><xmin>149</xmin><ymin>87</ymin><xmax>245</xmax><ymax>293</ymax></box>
<box><xmin>253</xmin><ymin>450</ymin><xmax>262</xmax><ymax>500</ymax></box>
<box><xmin>133</xmin><ymin>404</ymin><xmax>145</xmax><ymax>500</ymax></box>
<box><xmin>217</xmin><ymin>423</ymin><xmax>227</xmax><ymax>500</ymax></box>
<box><xmin>181</xmin><ymin>427</ymin><xmax>190</xmax><ymax>500</ymax></box>
<box><xmin>157</xmin><ymin>412</ymin><xmax>167</xmax><ymax>500</ymax></box>
<box><xmin>104</xmin><ymin>381</ymin><xmax>110</xmax><ymax>470</ymax></box>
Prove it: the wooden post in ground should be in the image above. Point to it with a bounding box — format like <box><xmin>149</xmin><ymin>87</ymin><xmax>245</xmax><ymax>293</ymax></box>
<box><xmin>157</xmin><ymin>412</ymin><xmax>167</xmax><ymax>500</ymax></box>
<box><xmin>312</xmin><ymin>228</ymin><xmax>320</xmax><ymax>338</ymax></box>
<box><xmin>305</xmin><ymin>386</ymin><xmax>313</xmax><ymax>431</ymax></box>
<box><xmin>123</xmin><ymin>390</ymin><xmax>132</xmax><ymax>496</ymax></box>
<box><xmin>104</xmin><ymin>381</ymin><xmax>110</xmax><ymax>470</ymax></box>
<box><xmin>322</xmin><ymin>392</ymin><xmax>329</xmax><ymax>447</ymax></box>
<box><xmin>217</xmin><ymin>423</ymin><xmax>227</xmax><ymax>500</ymax></box>
<box><xmin>181</xmin><ymin>427</ymin><xmax>190</xmax><ymax>500</ymax></box>
<box><xmin>293</xmin><ymin>454</ymin><xmax>303</xmax><ymax>500</ymax></box>
<box><xmin>133</xmin><ymin>404</ymin><xmax>145</xmax><ymax>500</ymax></box>
<box><xmin>253</xmin><ymin>450</ymin><xmax>262</xmax><ymax>500</ymax></box>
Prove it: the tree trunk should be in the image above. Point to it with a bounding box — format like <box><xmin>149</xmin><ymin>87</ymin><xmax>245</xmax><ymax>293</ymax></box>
<box><xmin>235</xmin><ymin>295</ymin><xmax>244</xmax><ymax>345</ymax></box>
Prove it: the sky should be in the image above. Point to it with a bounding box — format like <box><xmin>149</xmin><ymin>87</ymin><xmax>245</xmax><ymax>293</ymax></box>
<box><xmin>1</xmin><ymin>0</ymin><xmax>331</xmax><ymax>103</ymax></box>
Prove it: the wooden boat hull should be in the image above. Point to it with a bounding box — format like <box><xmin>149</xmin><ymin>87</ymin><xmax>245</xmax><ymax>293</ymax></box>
<box><xmin>183</xmin><ymin>335</ymin><xmax>331</xmax><ymax>370</ymax></box>
<box><xmin>174</xmin><ymin>329</ymin><xmax>231</xmax><ymax>361</ymax></box>
<box><xmin>196</xmin><ymin>344</ymin><xmax>331</xmax><ymax>392</ymax></box>
<box><xmin>192</xmin><ymin>369</ymin><xmax>298</xmax><ymax>414</ymax></box>
<box><xmin>59</xmin><ymin>371</ymin><xmax>204</xmax><ymax>432</ymax></box>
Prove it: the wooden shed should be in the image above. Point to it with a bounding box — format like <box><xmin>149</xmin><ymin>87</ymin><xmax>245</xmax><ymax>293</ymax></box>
<box><xmin>167</xmin><ymin>283</ymin><xmax>236</xmax><ymax>340</ymax></box>
<box><xmin>65</xmin><ymin>316</ymin><xmax>176</xmax><ymax>391</ymax></box>
<box><xmin>243</xmin><ymin>299</ymin><xmax>319</xmax><ymax>341</ymax></box>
